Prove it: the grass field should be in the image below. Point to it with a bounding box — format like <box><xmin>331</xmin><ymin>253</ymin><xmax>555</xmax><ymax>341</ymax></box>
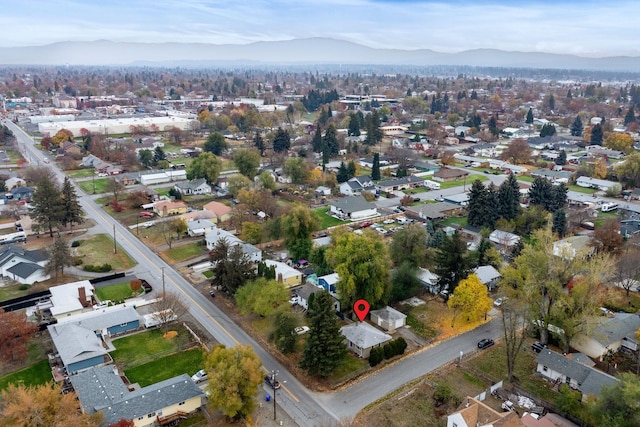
<box><xmin>429</xmin><ymin>175</ymin><xmax>488</xmax><ymax>190</ymax></box>
<box><xmin>111</xmin><ymin>327</ymin><xmax>194</xmax><ymax>369</ymax></box>
<box><xmin>95</xmin><ymin>281</ymin><xmax>142</xmax><ymax>302</ymax></box>
<box><xmin>0</xmin><ymin>360</ymin><xmax>51</xmax><ymax>391</ymax></box>
<box><xmin>568</xmin><ymin>184</ymin><xmax>597</xmax><ymax>194</ymax></box>
<box><xmin>313</xmin><ymin>207</ymin><xmax>346</xmax><ymax>229</ymax></box>
<box><xmin>125</xmin><ymin>348</ymin><xmax>204</xmax><ymax>387</ymax></box>
<box><xmin>74</xmin><ymin>234</ymin><xmax>136</xmax><ymax>270</ymax></box>
<box><xmin>161</xmin><ymin>243</ymin><xmax>206</xmax><ymax>263</ymax></box>
<box><xmin>0</xmin><ymin>283</ymin><xmax>31</xmax><ymax>302</ymax></box>
<box><xmin>65</xmin><ymin>168</ymin><xmax>96</xmax><ymax>178</ymax></box>
<box><xmin>202</xmin><ymin>270</ymin><xmax>213</xmax><ymax>278</ymax></box>
<box><xmin>440</xmin><ymin>216</ymin><xmax>468</xmax><ymax>228</ymax></box>
<box><xmin>77</xmin><ymin>178</ymin><xmax>110</xmax><ymax>194</ymax></box>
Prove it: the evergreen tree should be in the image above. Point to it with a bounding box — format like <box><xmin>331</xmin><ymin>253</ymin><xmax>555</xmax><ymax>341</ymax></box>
<box><xmin>30</xmin><ymin>178</ymin><xmax>63</xmax><ymax>237</ymax></box>
<box><xmin>624</xmin><ymin>105</ymin><xmax>636</xmax><ymax>126</ymax></box>
<box><xmin>467</xmin><ymin>180</ymin><xmax>498</xmax><ymax>228</ymax></box>
<box><xmin>322</xmin><ymin>124</ymin><xmax>339</xmax><ymax>158</ymax></box>
<box><xmin>348</xmin><ymin>112</ymin><xmax>361</xmax><ymax>136</ymax></box>
<box><xmin>570</xmin><ymin>115</ymin><xmax>583</xmax><ymax>136</ymax></box>
<box><xmin>272</xmin><ymin>127</ymin><xmax>291</xmax><ymax>153</ymax></box>
<box><xmin>591</xmin><ymin>123</ymin><xmax>604</xmax><ymax>145</ymax></box>
<box><xmin>470</xmin><ymin>90</ymin><xmax>478</xmax><ymax>100</ymax></box>
<box><xmin>549</xmin><ymin>183</ymin><xmax>568</xmax><ymax>212</ymax></box>
<box><xmin>488</xmin><ymin>115</ymin><xmax>499</xmax><ymax>136</ymax></box>
<box><xmin>272</xmin><ymin>311</ymin><xmax>297</xmax><ymax>353</ymax></box>
<box><xmin>336</xmin><ymin>162</ymin><xmax>349</xmax><ymax>183</ymax></box>
<box><xmin>555</xmin><ymin>150</ymin><xmax>567</xmax><ymax>165</ymax></box>
<box><xmin>300</xmin><ymin>292</ymin><xmax>346</xmax><ymax>377</ymax></box>
<box><xmin>526</xmin><ymin>108</ymin><xmax>534</xmax><ymax>124</ymax></box>
<box><xmin>45</xmin><ymin>235</ymin><xmax>73</xmax><ymax>278</ymax></box>
<box><xmin>540</xmin><ymin>123</ymin><xmax>556</xmax><ymax>137</ymax></box>
<box><xmin>528</xmin><ymin>177</ymin><xmax>553</xmax><ymax>209</ymax></box>
<box><xmin>552</xmin><ymin>209</ymin><xmax>567</xmax><ymax>238</ymax></box>
<box><xmin>311</xmin><ymin>124</ymin><xmax>323</xmax><ymax>153</ymax></box>
<box><xmin>371</xmin><ymin>152</ymin><xmax>381</xmax><ymax>181</ymax></box>
<box><xmin>497</xmin><ymin>174</ymin><xmax>520</xmax><ymax>221</ymax></box>
<box><xmin>60</xmin><ymin>176</ymin><xmax>84</xmax><ymax>230</ymax></box>
<box><xmin>253</xmin><ymin>132</ymin><xmax>265</xmax><ymax>156</ymax></box>
<box><xmin>152</xmin><ymin>146</ymin><xmax>166</xmax><ymax>165</ymax></box>
<box><xmin>204</xmin><ymin>132</ymin><xmax>228</xmax><ymax>155</ymax></box>
<box><xmin>566</xmin><ymin>89</ymin><xmax>572</xmax><ymax>99</ymax></box>
<box><xmin>548</xmin><ymin>94</ymin><xmax>555</xmax><ymax>111</ymax></box>
<box><xmin>346</xmin><ymin>161</ymin><xmax>356</xmax><ymax>180</ymax></box>
<box><xmin>434</xmin><ymin>232</ymin><xmax>471</xmax><ymax>296</ymax></box>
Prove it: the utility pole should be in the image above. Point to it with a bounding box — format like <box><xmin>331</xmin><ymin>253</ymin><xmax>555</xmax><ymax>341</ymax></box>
<box><xmin>161</xmin><ymin>267</ymin><xmax>165</xmax><ymax>297</ymax></box>
<box><xmin>113</xmin><ymin>223</ymin><xmax>116</xmax><ymax>254</ymax></box>
<box><xmin>272</xmin><ymin>370</ymin><xmax>278</xmax><ymax>421</ymax></box>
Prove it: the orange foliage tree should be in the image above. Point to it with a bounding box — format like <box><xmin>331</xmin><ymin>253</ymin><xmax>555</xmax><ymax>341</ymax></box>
<box><xmin>0</xmin><ymin>308</ymin><xmax>38</xmax><ymax>363</ymax></box>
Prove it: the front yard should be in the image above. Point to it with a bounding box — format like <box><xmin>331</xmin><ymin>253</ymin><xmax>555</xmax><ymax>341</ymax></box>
<box><xmin>160</xmin><ymin>242</ymin><xmax>206</xmax><ymax>263</ymax></box>
<box><xmin>313</xmin><ymin>207</ymin><xmax>346</xmax><ymax>229</ymax></box>
<box><xmin>73</xmin><ymin>234</ymin><xmax>137</xmax><ymax>271</ymax></box>
<box><xmin>95</xmin><ymin>281</ymin><xmax>144</xmax><ymax>302</ymax></box>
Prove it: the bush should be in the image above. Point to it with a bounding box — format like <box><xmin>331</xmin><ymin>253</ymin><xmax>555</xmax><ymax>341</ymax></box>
<box><xmin>83</xmin><ymin>263</ymin><xmax>112</xmax><ymax>272</ymax></box>
<box><xmin>71</xmin><ymin>240</ymin><xmax>81</xmax><ymax>247</ymax></box>
<box><xmin>18</xmin><ymin>284</ymin><xmax>29</xmax><ymax>291</ymax></box>
<box><xmin>383</xmin><ymin>342</ymin><xmax>395</xmax><ymax>359</ymax></box>
<box><xmin>73</xmin><ymin>257</ymin><xmax>83</xmax><ymax>266</ymax></box>
<box><xmin>433</xmin><ymin>383</ymin><xmax>461</xmax><ymax>407</ymax></box>
<box><xmin>381</xmin><ymin>338</ymin><xmax>408</xmax><ymax>360</ymax></box>
<box><xmin>369</xmin><ymin>347</ymin><xmax>384</xmax><ymax>367</ymax></box>
<box><xmin>395</xmin><ymin>337</ymin><xmax>407</xmax><ymax>354</ymax></box>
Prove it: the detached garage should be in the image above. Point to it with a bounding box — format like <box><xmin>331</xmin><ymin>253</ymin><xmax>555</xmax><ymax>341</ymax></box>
<box><xmin>370</xmin><ymin>306</ymin><xmax>407</xmax><ymax>333</ymax></box>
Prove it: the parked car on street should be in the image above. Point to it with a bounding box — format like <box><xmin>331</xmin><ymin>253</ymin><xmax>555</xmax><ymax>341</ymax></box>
<box><xmin>477</xmin><ymin>338</ymin><xmax>495</xmax><ymax>349</ymax></box>
<box><xmin>264</xmin><ymin>374</ymin><xmax>281</xmax><ymax>389</ymax></box>
<box><xmin>494</xmin><ymin>297</ymin><xmax>508</xmax><ymax>307</ymax></box>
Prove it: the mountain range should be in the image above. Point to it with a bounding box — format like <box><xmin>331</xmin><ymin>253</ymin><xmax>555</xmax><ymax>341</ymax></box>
<box><xmin>1</xmin><ymin>38</ymin><xmax>640</xmax><ymax>72</ymax></box>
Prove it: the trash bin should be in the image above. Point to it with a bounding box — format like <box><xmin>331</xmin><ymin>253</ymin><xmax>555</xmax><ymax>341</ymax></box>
<box><xmin>265</xmin><ymin>394</ymin><xmax>271</xmax><ymax>402</ymax></box>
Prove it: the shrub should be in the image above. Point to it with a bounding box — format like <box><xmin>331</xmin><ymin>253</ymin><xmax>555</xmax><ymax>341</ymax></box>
<box><xmin>130</xmin><ymin>279</ymin><xmax>142</xmax><ymax>292</ymax></box>
<box><xmin>433</xmin><ymin>383</ymin><xmax>461</xmax><ymax>407</ymax></box>
<box><xmin>383</xmin><ymin>342</ymin><xmax>395</xmax><ymax>359</ymax></box>
<box><xmin>18</xmin><ymin>284</ymin><xmax>29</xmax><ymax>291</ymax></box>
<box><xmin>71</xmin><ymin>240</ymin><xmax>81</xmax><ymax>247</ymax></box>
<box><xmin>83</xmin><ymin>263</ymin><xmax>112</xmax><ymax>272</ymax></box>
<box><xmin>395</xmin><ymin>337</ymin><xmax>407</xmax><ymax>355</ymax></box>
<box><xmin>369</xmin><ymin>347</ymin><xmax>384</xmax><ymax>367</ymax></box>
<box><xmin>73</xmin><ymin>257</ymin><xmax>83</xmax><ymax>266</ymax></box>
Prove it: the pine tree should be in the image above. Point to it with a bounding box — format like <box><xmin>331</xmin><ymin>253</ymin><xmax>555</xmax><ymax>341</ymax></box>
<box><xmin>552</xmin><ymin>209</ymin><xmax>567</xmax><ymax>238</ymax></box>
<box><xmin>434</xmin><ymin>232</ymin><xmax>471</xmax><ymax>295</ymax></box>
<box><xmin>497</xmin><ymin>174</ymin><xmax>520</xmax><ymax>221</ymax></box>
<box><xmin>624</xmin><ymin>105</ymin><xmax>636</xmax><ymax>126</ymax></box>
<box><xmin>526</xmin><ymin>108</ymin><xmax>534</xmax><ymax>124</ymax></box>
<box><xmin>570</xmin><ymin>115</ymin><xmax>583</xmax><ymax>136</ymax></box>
<box><xmin>45</xmin><ymin>235</ymin><xmax>73</xmax><ymax>278</ymax></box>
<box><xmin>372</xmin><ymin>152</ymin><xmax>381</xmax><ymax>181</ymax></box>
<box><xmin>272</xmin><ymin>127</ymin><xmax>291</xmax><ymax>152</ymax></box>
<box><xmin>322</xmin><ymin>124</ymin><xmax>339</xmax><ymax>157</ymax></box>
<box><xmin>540</xmin><ymin>123</ymin><xmax>556</xmax><ymax>137</ymax></box>
<box><xmin>336</xmin><ymin>162</ymin><xmax>349</xmax><ymax>183</ymax></box>
<box><xmin>555</xmin><ymin>150</ymin><xmax>567</xmax><ymax>165</ymax></box>
<box><xmin>528</xmin><ymin>177</ymin><xmax>552</xmax><ymax>209</ymax></box>
<box><xmin>348</xmin><ymin>112</ymin><xmax>361</xmax><ymax>136</ymax></box>
<box><xmin>548</xmin><ymin>94</ymin><xmax>555</xmax><ymax>111</ymax></box>
<box><xmin>30</xmin><ymin>178</ymin><xmax>63</xmax><ymax>237</ymax></box>
<box><xmin>312</xmin><ymin>124</ymin><xmax>323</xmax><ymax>153</ymax></box>
<box><xmin>253</xmin><ymin>132</ymin><xmax>265</xmax><ymax>156</ymax></box>
<box><xmin>346</xmin><ymin>161</ymin><xmax>356</xmax><ymax>179</ymax></box>
<box><xmin>300</xmin><ymin>292</ymin><xmax>346</xmax><ymax>377</ymax></box>
<box><xmin>591</xmin><ymin>123</ymin><xmax>604</xmax><ymax>145</ymax></box>
<box><xmin>60</xmin><ymin>177</ymin><xmax>84</xmax><ymax>230</ymax></box>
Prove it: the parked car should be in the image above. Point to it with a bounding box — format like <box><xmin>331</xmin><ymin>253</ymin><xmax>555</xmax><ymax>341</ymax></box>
<box><xmin>494</xmin><ymin>297</ymin><xmax>508</xmax><ymax>307</ymax></box>
<box><xmin>139</xmin><ymin>211</ymin><xmax>154</xmax><ymax>218</ymax></box>
<box><xmin>191</xmin><ymin>369</ymin><xmax>207</xmax><ymax>383</ymax></box>
<box><xmin>140</xmin><ymin>280</ymin><xmax>152</xmax><ymax>293</ymax></box>
<box><xmin>531</xmin><ymin>341</ymin><xmax>547</xmax><ymax>353</ymax></box>
<box><xmin>477</xmin><ymin>338</ymin><xmax>495</xmax><ymax>349</ymax></box>
<box><xmin>383</xmin><ymin>219</ymin><xmax>395</xmax><ymax>224</ymax></box>
<box><xmin>435</xmin><ymin>195</ymin><xmax>445</xmax><ymax>202</ymax></box>
<box><xmin>294</xmin><ymin>326</ymin><xmax>310</xmax><ymax>335</ymax></box>
<box><xmin>142</xmin><ymin>221</ymin><xmax>156</xmax><ymax>228</ymax></box>
<box><xmin>264</xmin><ymin>374</ymin><xmax>281</xmax><ymax>389</ymax></box>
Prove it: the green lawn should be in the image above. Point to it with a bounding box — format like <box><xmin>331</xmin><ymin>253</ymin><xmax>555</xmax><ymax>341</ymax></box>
<box><xmin>0</xmin><ymin>283</ymin><xmax>31</xmax><ymax>302</ymax></box>
<box><xmin>0</xmin><ymin>360</ymin><xmax>51</xmax><ymax>391</ymax></box>
<box><xmin>74</xmin><ymin>234</ymin><xmax>137</xmax><ymax>271</ymax></box>
<box><xmin>202</xmin><ymin>270</ymin><xmax>213</xmax><ymax>279</ymax></box>
<box><xmin>77</xmin><ymin>178</ymin><xmax>110</xmax><ymax>194</ymax></box>
<box><xmin>403</xmin><ymin>187</ymin><xmax>429</xmax><ymax>194</ymax></box>
<box><xmin>314</xmin><ymin>207</ymin><xmax>346</xmax><ymax>229</ymax></box>
<box><xmin>440</xmin><ymin>216</ymin><xmax>468</xmax><ymax>227</ymax></box>
<box><xmin>65</xmin><ymin>168</ymin><xmax>96</xmax><ymax>178</ymax></box>
<box><xmin>517</xmin><ymin>176</ymin><xmax>534</xmax><ymax>183</ymax></box>
<box><xmin>568</xmin><ymin>185</ymin><xmax>597</xmax><ymax>194</ymax></box>
<box><xmin>329</xmin><ymin>353</ymin><xmax>370</xmax><ymax>386</ymax></box>
<box><xmin>125</xmin><ymin>348</ymin><xmax>204</xmax><ymax>387</ymax></box>
<box><xmin>162</xmin><ymin>243</ymin><xmax>205</xmax><ymax>263</ymax></box>
<box><xmin>432</xmin><ymin>175</ymin><xmax>489</xmax><ymax>190</ymax></box>
<box><xmin>111</xmin><ymin>328</ymin><xmax>194</xmax><ymax>369</ymax></box>
<box><xmin>95</xmin><ymin>281</ymin><xmax>142</xmax><ymax>302</ymax></box>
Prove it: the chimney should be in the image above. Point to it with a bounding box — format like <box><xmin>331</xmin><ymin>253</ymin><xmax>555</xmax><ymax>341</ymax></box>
<box><xmin>277</xmin><ymin>273</ymin><xmax>283</xmax><ymax>283</ymax></box>
<box><xmin>78</xmin><ymin>286</ymin><xmax>87</xmax><ymax>306</ymax></box>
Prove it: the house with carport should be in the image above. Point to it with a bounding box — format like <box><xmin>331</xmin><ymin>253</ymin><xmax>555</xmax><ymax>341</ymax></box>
<box><xmin>187</xmin><ymin>219</ymin><xmax>216</xmax><ymax>237</ymax></box>
<box><xmin>329</xmin><ymin>195</ymin><xmax>377</xmax><ymax>221</ymax></box>
<box><xmin>340</xmin><ymin>322</ymin><xmax>392</xmax><ymax>358</ymax></box>
<box><xmin>71</xmin><ymin>366</ymin><xmax>205</xmax><ymax>427</ymax></box>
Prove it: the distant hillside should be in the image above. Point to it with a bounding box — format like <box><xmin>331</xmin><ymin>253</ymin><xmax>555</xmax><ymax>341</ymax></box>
<box><xmin>1</xmin><ymin>38</ymin><xmax>640</xmax><ymax>72</ymax></box>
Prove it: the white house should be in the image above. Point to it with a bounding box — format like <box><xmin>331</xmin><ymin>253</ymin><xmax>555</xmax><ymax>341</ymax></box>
<box><xmin>0</xmin><ymin>245</ymin><xmax>50</xmax><ymax>285</ymax></box>
<box><xmin>264</xmin><ymin>260</ymin><xmax>302</xmax><ymax>288</ymax></box>
<box><xmin>329</xmin><ymin>195</ymin><xmax>377</xmax><ymax>221</ymax></box>
<box><xmin>472</xmin><ymin>266</ymin><xmax>501</xmax><ymax>290</ymax></box>
<box><xmin>489</xmin><ymin>230</ymin><xmax>521</xmax><ymax>248</ymax></box>
<box><xmin>48</xmin><ymin>280</ymin><xmax>95</xmax><ymax>320</ymax></box>
<box><xmin>572</xmin><ymin>313</ymin><xmax>640</xmax><ymax>360</ymax></box>
<box><xmin>140</xmin><ymin>170</ymin><xmax>187</xmax><ymax>186</ymax></box>
<box><xmin>339</xmin><ymin>176</ymin><xmax>374</xmax><ymax>196</ymax></box>
<box><xmin>204</xmin><ymin>227</ymin><xmax>262</xmax><ymax>263</ymax></box>
<box><xmin>340</xmin><ymin>322</ymin><xmax>392</xmax><ymax>358</ymax></box>
<box><xmin>370</xmin><ymin>306</ymin><xmax>407</xmax><ymax>333</ymax></box>
<box><xmin>187</xmin><ymin>219</ymin><xmax>216</xmax><ymax>237</ymax></box>
<box><xmin>173</xmin><ymin>178</ymin><xmax>212</xmax><ymax>195</ymax></box>
<box><xmin>576</xmin><ymin>176</ymin><xmax>620</xmax><ymax>192</ymax></box>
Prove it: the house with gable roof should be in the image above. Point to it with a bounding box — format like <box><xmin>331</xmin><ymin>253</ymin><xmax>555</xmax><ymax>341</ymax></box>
<box><xmin>0</xmin><ymin>244</ymin><xmax>49</xmax><ymax>284</ymax></box>
<box><xmin>473</xmin><ymin>265</ymin><xmax>501</xmax><ymax>290</ymax></box>
<box><xmin>173</xmin><ymin>178</ymin><xmax>211</xmax><ymax>196</ymax></box>
<box><xmin>55</xmin><ymin>304</ymin><xmax>141</xmax><ymax>338</ymax></box>
<box><xmin>204</xmin><ymin>227</ymin><xmax>262</xmax><ymax>263</ymax></box>
<box><xmin>70</xmin><ymin>366</ymin><xmax>205</xmax><ymax>427</ymax></box>
<box><xmin>187</xmin><ymin>219</ymin><xmax>216</xmax><ymax>237</ymax></box>
<box><xmin>339</xmin><ymin>176</ymin><xmax>374</xmax><ymax>196</ymax></box>
<box><xmin>572</xmin><ymin>312</ymin><xmax>640</xmax><ymax>360</ymax></box>
<box><xmin>370</xmin><ymin>306</ymin><xmax>407</xmax><ymax>333</ymax></box>
<box><xmin>48</xmin><ymin>280</ymin><xmax>95</xmax><ymax>320</ymax></box>
<box><xmin>329</xmin><ymin>195</ymin><xmax>377</xmax><ymax>221</ymax></box>
<box><xmin>340</xmin><ymin>322</ymin><xmax>392</xmax><ymax>358</ymax></box>
<box><xmin>47</xmin><ymin>323</ymin><xmax>110</xmax><ymax>374</ymax></box>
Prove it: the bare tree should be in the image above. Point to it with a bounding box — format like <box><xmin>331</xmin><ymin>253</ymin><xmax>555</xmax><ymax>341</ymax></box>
<box><xmin>614</xmin><ymin>247</ymin><xmax>640</xmax><ymax>296</ymax></box>
<box><xmin>501</xmin><ymin>300</ymin><xmax>529</xmax><ymax>383</ymax></box>
<box><xmin>149</xmin><ymin>292</ymin><xmax>188</xmax><ymax>333</ymax></box>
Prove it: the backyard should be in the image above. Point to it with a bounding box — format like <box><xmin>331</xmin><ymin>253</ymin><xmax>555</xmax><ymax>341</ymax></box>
<box><xmin>313</xmin><ymin>207</ymin><xmax>347</xmax><ymax>230</ymax></box>
<box><xmin>76</xmin><ymin>177</ymin><xmax>110</xmax><ymax>194</ymax></box>
<box><xmin>160</xmin><ymin>242</ymin><xmax>206</xmax><ymax>263</ymax></box>
<box><xmin>73</xmin><ymin>234</ymin><xmax>137</xmax><ymax>271</ymax></box>
<box><xmin>95</xmin><ymin>281</ymin><xmax>144</xmax><ymax>302</ymax></box>
<box><xmin>65</xmin><ymin>168</ymin><xmax>97</xmax><ymax>179</ymax></box>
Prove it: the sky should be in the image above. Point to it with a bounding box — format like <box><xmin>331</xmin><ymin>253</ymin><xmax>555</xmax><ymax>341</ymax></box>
<box><xmin>2</xmin><ymin>0</ymin><xmax>638</xmax><ymax>57</ymax></box>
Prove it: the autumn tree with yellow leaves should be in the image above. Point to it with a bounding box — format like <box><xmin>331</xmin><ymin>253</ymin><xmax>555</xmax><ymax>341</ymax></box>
<box><xmin>447</xmin><ymin>274</ymin><xmax>493</xmax><ymax>327</ymax></box>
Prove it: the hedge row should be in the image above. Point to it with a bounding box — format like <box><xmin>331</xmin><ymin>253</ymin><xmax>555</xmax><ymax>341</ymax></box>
<box><xmin>369</xmin><ymin>337</ymin><xmax>407</xmax><ymax>367</ymax></box>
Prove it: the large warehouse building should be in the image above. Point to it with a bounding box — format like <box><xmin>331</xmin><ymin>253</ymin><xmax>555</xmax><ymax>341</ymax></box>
<box><xmin>38</xmin><ymin>116</ymin><xmax>197</xmax><ymax>137</ymax></box>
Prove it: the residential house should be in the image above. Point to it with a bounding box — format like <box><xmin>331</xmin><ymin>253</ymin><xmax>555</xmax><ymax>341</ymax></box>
<box><xmin>314</xmin><ymin>186</ymin><xmax>332</xmax><ymax>197</ymax></box>
<box><xmin>5</xmin><ymin>176</ymin><xmax>26</xmax><ymax>190</ymax></box>
<box><xmin>55</xmin><ymin>304</ymin><xmax>141</xmax><ymax>338</ymax></box>
<box><xmin>182</xmin><ymin>209</ymin><xmax>217</xmax><ymax>223</ymax></box>
<box><xmin>552</xmin><ymin>235</ymin><xmax>591</xmax><ymax>260</ymax></box>
<box><xmin>140</xmin><ymin>170</ymin><xmax>187</xmax><ymax>186</ymax></box>
<box><xmin>61</xmin><ymin>141</ymin><xmax>82</xmax><ymax>157</ymax></box>
<box><xmin>489</xmin><ymin>230</ymin><xmax>521</xmax><ymax>248</ymax></box>
<box><xmin>473</xmin><ymin>265</ymin><xmax>501</xmax><ymax>290</ymax></box>
<box><xmin>576</xmin><ymin>176</ymin><xmax>620</xmax><ymax>192</ymax></box>
<box><xmin>0</xmin><ymin>245</ymin><xmax>49</xmax><ymax>284</ymax></box>
<box><xmin>10</xmin><ymin>186</ymin><xmax>33</xmax><ymax>201</ymax></box>
<box><xmin>417</xmin><ymin>267</ymin><xmax>438</xmax><ymax>294</ymax></box>
<box><xmin>370</xmin><ymin>306</ymin><xmax>407</xmax><ymax>333</ymax></box>
<box><xmin>375</xmin><ymin>175</ymin><xmax>426</xmax><ymax>193</ymax></box>
<box><xmin>204</xmin><ymin>227</ymin><xmax>262</xmax><ymax>263</ymax></box>
<box><xmin>443</xmin><ymin>192</ymin><xmax>470</xmax><ymax>206</ymax></box>
<box><xmin>173</xmin><ymin>178</ymin><xmax>212</xmax><ymax>196</ymax></box>
<box><xmin>572</xmin><ymin>312</ymin><xmax>640</xmax><ymax>360</ymax></box>
<box><xmin>296</xmin><ymin>282</ymin><xmax>340</xmax><ymax>312</ymax></box>
<box><xmin>447</xmin><ymin>397</ymin><xmax>523</xmax><ymax>427</ymax></box>
<box><xmin>114</xmin><ymin>172</ymin><xmax>139</xmax><ymax>186</ymax></box>
<box><xmin>339</xmin><ymin>176</ymin><xmax>375</xmax><ymax>196</ymax></box>
<box><xmin>432</xmin><ymin>168</ymin><xmax>469</xmax><ymax>183</ymax></box>
<box><xmin>329</xmin><ymin>195</ymin><xmax>377</xmax><ymax>221</ymax></box>
<box><xmin>71</xmin><ymin>366</ymin><xmax>205</xmax><ymax>427</ymax></box>
<box><xmin>318</xmin><ymin>272</ymin><xmax>340</xmax><ymax>295</ymax></box>
<box><xmin>535</xmin><ymin>349</ymin><xmax>619</xmax><ymax>400</ymax></box>
<box><xmin>153</xmin><ymin>200</ymin><xmax>188</xmax><ymax>217</ymax></box>
<box><xmin>265</xmin><ymin>260</ymin><xmax>302</xmax><ymax>288</ymax></box>
<box><xmin>203</xmin><ymin>201</ymin><xmax>233</xmax><ymax>223</ymax></box>
<box><xmin>406</xmin><ymin>202</ymin><xmax>461</xmax><ymax>221</ymax></box>
<box><xmin>619</xmin><ymin>220</ymin><xmax>640</xmax><ymax>238</ymax></box>
<box><xmin>187</xmin><ymin>219</ymin><xmax>216</xmax><ymax>237</ymax></box>
<box><xmin>48</xmin><ymin>280</ymin><xmax>95</xmax><ymax>320</ymax></box>
<box><xmin>47</xmin><ymin>323</ymin><xmax>110</xmax><ymax>374</ymax></box>
<box><xmin>586</xmin><ymin>146</ymin><xmax>625</xmax><ymax>160</ymax></box>
<box><xmin>340</xmin><ymin>322</ymin><xmax>392</xmax><ymax>358</ymax></box>
<box><xmin>530</xmin><ymin>169</ymin><xmax>574</xmax><ymax>184</ymax></box>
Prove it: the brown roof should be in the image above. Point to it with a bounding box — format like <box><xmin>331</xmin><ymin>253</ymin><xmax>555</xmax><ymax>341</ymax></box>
<box><xmin>155</xmin><ymin>200</ymin><xmax>187</xmax><ymax>210</ymax></box>
<box><xmin>203</xmin><ymin>201</ymin><xmax>232</xmax><ymax>217</ymax></box>
<box><xmin>434</xmin><ymin>168</ymin><xmax>469</xmax><ymax>179</ymax></box>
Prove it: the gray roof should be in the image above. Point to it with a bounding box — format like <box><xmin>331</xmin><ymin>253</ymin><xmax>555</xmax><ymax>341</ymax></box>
<box><xmin>0</xmin><ymin>245</ymin><xmax>48</xmax><ymax>267</ymax></box>
<box><xmin>174</xmin><ymin>178</ymin><xmax>209</xmax><ymax>191</ymax></box>
<box><xmin>297</xmin><ymin>282</ymin><xmax>324</xmax><ymax>300</ymax></box>
<box><xmin>531</xmin><ymin>169</ymin><xmax>573</xmax><ymax>180</ymax></box>
<box><xmin>7</xmin><ymin>262</ymin><xmax>43</xmax><ymax>279</ymax></box>
<box><xmin>331</xmin><ymin>195</ymin><xmax>376</xmax><ymax>214</ymax></box>
<box><xmin>340</xmin><ymin>322</ymin><xmax>392</xmax><ymax>349</ymax></box>
<box><xmin>47</xmin><ymin>323</ymin><xmax>107</xmax><ymax>368</ymax></box>
<box><xmin>591</xmin><ymin>313</ymin><xmax>640</xmax><ymax>347</ymax></box>
<box><xmin>376</xmin><ymin>175</ymin><xmax>425</xmax><ymax>188</ymax></box>
<box><xmin>71</xmin><ymin>367</ymin><xmax>204</xmax><ymax>425</ymax></box>
<box><xmin>406</xmin><ymin>202</ymin><xmax>460</xmax><ymax>220</ymax></box>
<box><xmin>536</xmin><ymin>349</ymin><xmax>618</xmax><ymax>398</ymax></box>
<box><xmin>473</xmin><ymin>265</ymin><xmax>501</xmax><ymax>285</ymax></box>
<box><xmin>56</xmin><ymin>305</ymin><xmax>141</xmax><ymax>332</ymax></box>
<box><xmin>187</xmin><ymin>219</ymin><xmax>215</xmax><ymax>231</ymax></box>
<box><xmin>370</xmin><ymin>306</ymin><xmax>406</xmax><ymax>323</ymax></box>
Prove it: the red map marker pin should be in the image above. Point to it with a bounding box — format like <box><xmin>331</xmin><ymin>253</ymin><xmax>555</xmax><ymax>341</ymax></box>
<box><xmin>353</xmin><ymin>299</ymin><xmax>370</xmax><ymax>322</ymax></box>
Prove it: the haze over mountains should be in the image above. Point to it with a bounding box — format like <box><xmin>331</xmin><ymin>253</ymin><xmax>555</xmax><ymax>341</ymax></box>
<box><xmin>2</xmin><ymin>38</ymin><xmax>640</xmax><ymax>72</ymax></box>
